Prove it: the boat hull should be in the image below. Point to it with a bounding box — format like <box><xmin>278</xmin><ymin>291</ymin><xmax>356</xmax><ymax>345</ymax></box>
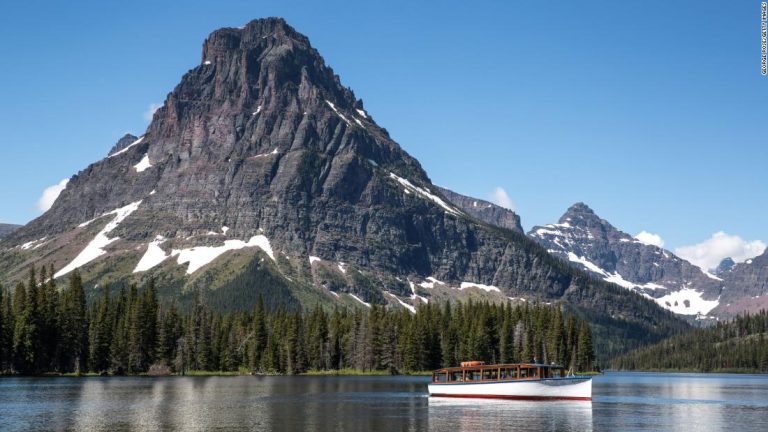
<box><xmin>428</xmin><ymin>377</ymin><xmax>592</xmax><ymax>401</ymax></box>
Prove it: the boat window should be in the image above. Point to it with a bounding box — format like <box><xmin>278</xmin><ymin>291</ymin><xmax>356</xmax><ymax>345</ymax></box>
<box><xmin>465</xmin><ymin>369</ymin><xmax>480</xmax><ymax>381</ymax></box>
<box><xmin>433</xmin><ymin>372</ymin><xmax>448</xmax><ymax>383</ymax></box>
<box><xmin>501</xmin><ymin>368</ymin><xmax>517</xmax><ymax>379</ymax></box>
<box><xmin>482</xmin><ymin>369</ymin><xmax>498</xmax><ymax>381</ymax></box>
<box><xmin>520</xmin><ymin>368</ymin><xmax>537</xmax><ymax>379</ymax></box>
<box><xmin>448</xmin><ymin>372</ymin><xmax>460</xmax><ymax>382</ymax></box>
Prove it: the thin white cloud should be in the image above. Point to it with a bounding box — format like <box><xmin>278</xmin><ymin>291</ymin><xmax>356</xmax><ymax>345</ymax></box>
<box><xmin>143</xmin><ymin>102</ymin><xmax>162</xmax><ymax>122</ymax></box>
<box><xmin>675</xmin><ymin>231</ymin><xmax>766</xmax><ymax>271</ymax></box>
<box><xmin>36</xmin><ymin>178</ymin><xmax>69</xmax><ymax>212</ymax></box>
<box><xmin>488</xmin><ymin>187</ymin><xmax>515</xmax><ymax>210</ymax></box>
<box><xmin>635</xmin><ymin>231</ymin><xmax>665</xmax><ymax>248</ymax></box>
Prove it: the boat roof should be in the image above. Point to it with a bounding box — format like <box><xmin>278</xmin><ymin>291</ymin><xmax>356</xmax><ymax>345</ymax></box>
<box><xmin>433</xmin><ymin>363</ymin><xmax>565</xmax><ymax>373</ymax></box>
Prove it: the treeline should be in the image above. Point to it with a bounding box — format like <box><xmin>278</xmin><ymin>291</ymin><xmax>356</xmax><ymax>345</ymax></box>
<box><xmin>612</xmin><ymin>311</ymin><xmax>768</xmax><ymax>372</ymax></box>
<box><xmin>0</xmin><ymin>267</ymin><xmax>595</xmax><ymax>375</ymax></box>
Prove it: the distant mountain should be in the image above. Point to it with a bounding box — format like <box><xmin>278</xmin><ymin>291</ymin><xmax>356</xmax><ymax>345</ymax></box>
<box><xmin>529</xmin><ymin>203</ymin><xmax>724</xmax><ymax>318</ymax></box>
<box><xmin>714</xmin><ymin>257</ymin><xmax>735</xmax><ymax>275</ymax></box>
<box><xmin>107</xmin><ymin>134</ymin><xmax>140</xmax><ymax>157</ymax></box>
<box><xmin>0</xmin><ymin>18</ymin><xmax>687</xmax><ymax>360</ymax></box>
<box><xmin>435</xmin><ymin>187</ymin><xmax>523</xmax><ymax>233</ymax></box>
<box><xmin>716</xmin><ymin>248</ymin><xmax>768</xmax><ymax>316</ymax></box>
<box><xmin>0</xmin><ymin>224</ymin><xmax>21</xmax><ymax>240</ymax></box>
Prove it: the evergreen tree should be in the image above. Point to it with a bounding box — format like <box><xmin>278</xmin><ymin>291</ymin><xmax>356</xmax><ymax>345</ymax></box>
<box><xmin>60</xmin><ymin>270</ymin><xmax>88</xmax><ymax>373</ymax></box>
<box><xmin>576</xmin><ymin>320</ymin><xmax>594</xmax><ymax>371</ymax></box>
<box><xmin>0</xmin><ymin>285</ymin><xmax>8</xmax><ymax>371</ymax></box>
<box><xmin>0</xmin><ymin>268</ymin><xmax>604</xmax><ymax>376</ymax></box>
<box><xmin>89</xmin><ymin>287</ymin><xmax>112</xmax><ymax>372</ymax></box>
<box><xmin>13</xmin><ymin>270</ymin><xmax>39</xmax><ymax>374</ymax></box>
<box><xmin>250</xmin><ymin>297</ymin><xmax>268</xmax><ymax>371</ymax></box>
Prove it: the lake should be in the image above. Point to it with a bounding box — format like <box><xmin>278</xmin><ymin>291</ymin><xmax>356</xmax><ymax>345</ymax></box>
<box><xmin>1</xmin><ymin>372</ymin><xmax>767</xmax><ymax>431</ymax></box>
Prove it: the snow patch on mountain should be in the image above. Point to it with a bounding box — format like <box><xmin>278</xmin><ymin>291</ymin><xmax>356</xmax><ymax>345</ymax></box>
<box><xmin>134</xmin><ymin>154</ymin><xmax>152</xmax><ymax>172</ymax></box>
<box><xmin>133</xmin><ymin>236</ymin><xmax>169</xmax><ymax>273</ymax></box>
<box><xmin>408</xmin><ymin>281</ymin><xmax>429</xmax><ymax>304</ymax></box>
<box><xmin>173</xmin><ymin>236</ymin><xmax>275</xmax><ymax>274</ymax></box>
<box><xmin>654</xmin><ymin>288</ymin><xmax>719</xmax><ymax>315</ymax></box>
<box><xmin>567</xmin><ymin>252</ymin><xmax>668</xmax><ymax>292</ymax></box>
<box><xmin>418</xmin><ymin>276</ymin><xmax>446</xmax><ymax>289</ymax></box>
<box><xmin>460</xmin><ymin>282</ymin><xmax>501</xmax><ymax>293</ymax></box>
<box><xmin>20</xmin><ymin>237</ymin><xmax>48</xmax><ymax>250</ymax></box>
<box><xmin>325</xmin><ymin>100</ymin><xmax>352</xmax><ymax>126</ymax></box>
<box><xmin>133</xmin><ymin>234</ymin><xmax>276</xmax><ymax>275</ymax></box>
<box><xmin>55</xmin><ymin>201</ymin><xmax>143</xmax><ymax>278</ymax></box>
<box><xmin>386</xmin><ymin>292</ymin><xmax>415</xmax><ymax>313</ymax></box>
<box><xmin>348</xmin><ymin>293</ymin><xmax>371</xmax><ymax>308</ymax></box>
<box><xmin>564</xmin><ymin>251</ymin><xmax>722</xmax><ymax>314</ymax></box>
<box><xmin>251</xmin><ymin>148</ymin><xmax>279</xmax><ymax>158</ymax></box>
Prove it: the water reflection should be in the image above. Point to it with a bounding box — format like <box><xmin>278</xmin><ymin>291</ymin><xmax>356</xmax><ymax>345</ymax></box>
<box><xmin>593</xmin><ymin>373</ymin><xmax>768</xmax><ymax>431</ymax></box>
<box><xmin>2</xmin><ymin>373</ymin><xmax>768</xmax><ymax>431</ymax></box>
<box><xmin>428</xmin><ymin>397</ymin><xmax>593</xmax><ymax>432</ymax></box>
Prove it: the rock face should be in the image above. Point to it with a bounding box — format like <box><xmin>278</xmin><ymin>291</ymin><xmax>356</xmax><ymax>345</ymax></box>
<box><xmin>0</xmin><ymin>18</ymin><xmax>687</xmax><ymax>359</ymax></box>
<box><xmin>529</xmin><ymin>203</ymin><xmax>724</xmax><ymax>317</ymax></box>
<box><xmin>0</xmin><ymin>224</ymin><xmax>20</xmax><ymax>240</ymax></box>
<box><xmin>436</xmin><ymin>187</ymin><xmax>523</xmax><ymax>233</ymax></box>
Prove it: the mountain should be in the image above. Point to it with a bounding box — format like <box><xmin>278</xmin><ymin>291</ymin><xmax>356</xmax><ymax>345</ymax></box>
<box><xmin>0</xmin><ymin>18</ymin><xmax>687</xmax><ymax>360</ymax></box>
<box><xmin>716</xmin><ymin>249</ymin><xmax>768</xmax><ymax>315</ymax></box>
<box><xmin>435</xmin><ymin>187</ymin><xmax>523</xmax><ymax>233</ymax></box>
<box><xmin>529</xmin><ymin>203</ymin><xmax>724</xmax><ymax>318</ymax></box>
<box><xmin>0</xmin><ymin>224</ymin><xmax>21</xmax><ymax>240</ymax></box>
<box><xmin>714</xmin><ymin>257</ymin><xmax>736</xmax><ymax>275</ymax></box>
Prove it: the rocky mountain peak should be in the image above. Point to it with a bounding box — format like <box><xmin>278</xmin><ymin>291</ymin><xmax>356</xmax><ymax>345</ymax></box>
<box><xmin>530</xmin><ymin>202</ymin><xmax>725</xmax><ymax>317</ymax></box>
<box><xmin>107</xmin><ymin>134</ymin><xmax>139</xmax><ymax>157</ymax></box>
<box><xmin>194</xmin><ymin>17</ymin><xmax>360</xmax><ymax>113</ymax></box>
<box><xmin>558</xmin><ymin>202</ymin><xmax>608</xmax><ymax>230</ymax></box>
<box><xmin>714</xmin><ymin>257</ymin><xmax>736</xmax><ymax>275</ymax></box>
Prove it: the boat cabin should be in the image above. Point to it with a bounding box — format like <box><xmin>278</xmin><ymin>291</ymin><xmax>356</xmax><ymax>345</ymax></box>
<box><xmin>431</xmin><ymin>361</ymin><xmax>567</xmax><ymax>384</ymax></box>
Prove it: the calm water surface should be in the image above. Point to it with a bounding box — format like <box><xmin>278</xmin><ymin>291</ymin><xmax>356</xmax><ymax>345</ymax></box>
<box><xmin>1</xmin><ymin>372</ymin><xmax>767</xmax><ymax>431</ymax></box>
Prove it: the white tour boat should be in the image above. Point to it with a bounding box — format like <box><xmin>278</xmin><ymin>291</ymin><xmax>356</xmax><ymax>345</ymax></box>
<box><xmin>428</xmin><ymin>361</ymin><xmax>592</xmax><ymax>401</ymax></box>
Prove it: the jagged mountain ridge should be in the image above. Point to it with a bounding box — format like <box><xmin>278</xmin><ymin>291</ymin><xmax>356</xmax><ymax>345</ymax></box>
<box><xmin>529</xmin><ymin>203</ymin><xmax>724</xmax><ymax>317</ymax></box>
<box><xmin>0</xmin><ymin>18</ymin><xmax>688</xmax><ymax>360</ymax></box>
<box><xmin>435</xmin><ymin>187</ymin><xmax>523</xmax><ymax>234</ymax></box>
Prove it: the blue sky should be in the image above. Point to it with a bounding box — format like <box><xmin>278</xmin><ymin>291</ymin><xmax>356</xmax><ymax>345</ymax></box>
<box><xmin>0</xmin><ymin>0</ymin><xmax>765</xmax><ymax>266</ymax></box>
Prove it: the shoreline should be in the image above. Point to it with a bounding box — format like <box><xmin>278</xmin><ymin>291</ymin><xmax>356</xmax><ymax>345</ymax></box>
<box><xmin>606</xmin><ymin>368</ymin><xmax>768</xmax><ymax>374</ymax></box>
<box><xmin>4</xmin><ymin>369</ymin><xmax>766</xmax><ymax>378</ymax></box>
<box><xmin>0</xmin><ymin>369</ymin><xmax>435</xmax><ymax>378</ymax></box>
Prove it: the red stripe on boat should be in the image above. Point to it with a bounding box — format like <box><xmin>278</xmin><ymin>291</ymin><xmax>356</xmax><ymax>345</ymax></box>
<box><xmin>430</xmin><ymin>394</ymin><xmax>591</xmax><ymax>401</ymax></box>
